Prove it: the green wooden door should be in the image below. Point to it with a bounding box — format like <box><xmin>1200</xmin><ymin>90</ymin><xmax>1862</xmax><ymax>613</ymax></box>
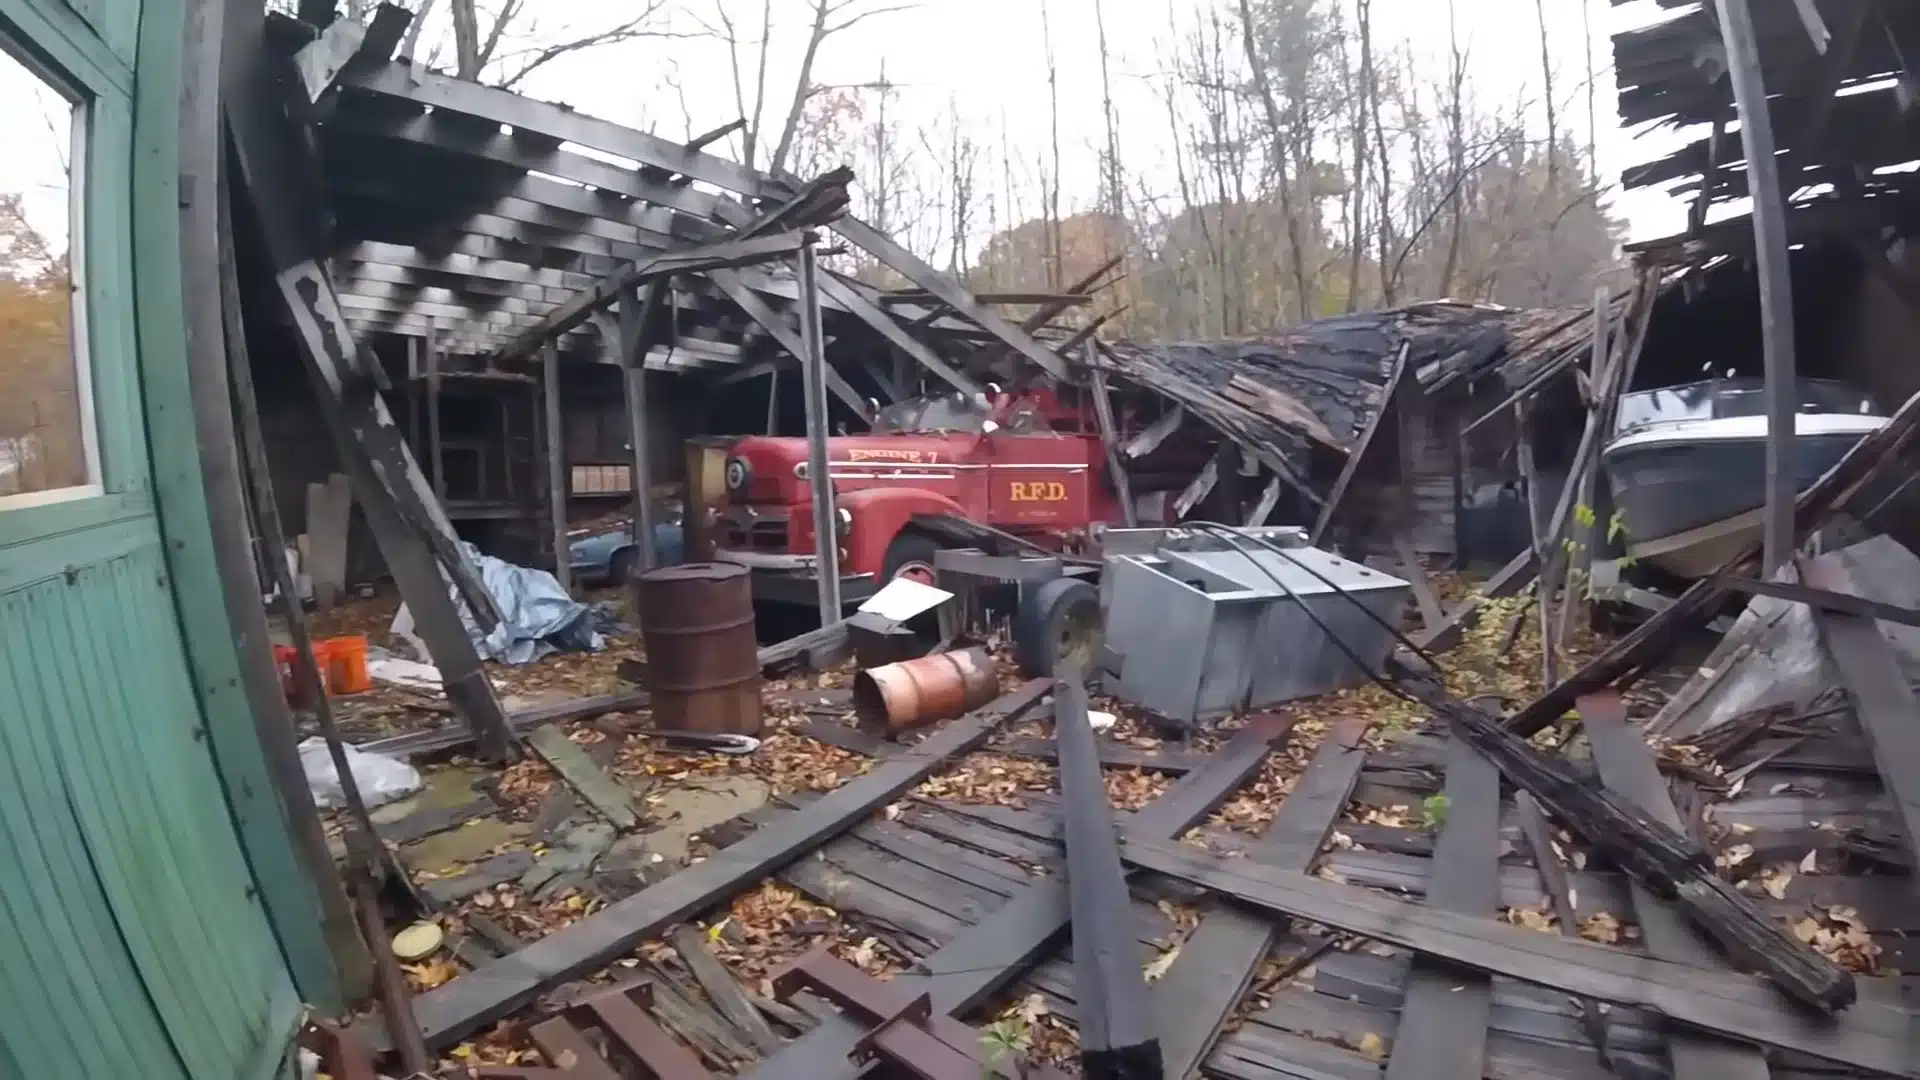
<box><xmin>0</xmin><ymin>1</ymin><xmax>304</xmax><ymax>1077</ymax></box>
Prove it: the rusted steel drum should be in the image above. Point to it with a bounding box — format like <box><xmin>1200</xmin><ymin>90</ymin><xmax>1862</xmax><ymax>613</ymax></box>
<box><xmin>637</xmin><ymin>562</ymin><xmax>763</xmax><ymax>735</ymax></box>
<box><xmin>854</xmin><ymin>647</ymin><xmax>999</xmax><ymax>735</ymax></box>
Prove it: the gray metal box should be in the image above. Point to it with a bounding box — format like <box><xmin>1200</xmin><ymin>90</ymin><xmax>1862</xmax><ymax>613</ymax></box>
<box><xmin>1102</xmin><ymin>541</ymin><xmax>1409</xmax><ymax>726</ymax></box>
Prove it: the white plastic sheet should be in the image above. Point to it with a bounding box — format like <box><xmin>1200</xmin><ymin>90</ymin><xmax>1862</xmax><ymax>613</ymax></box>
<box><xmin>298</xmin><ymin>737</ymin><xmax>422</xmax><ymax>810</ymax></box>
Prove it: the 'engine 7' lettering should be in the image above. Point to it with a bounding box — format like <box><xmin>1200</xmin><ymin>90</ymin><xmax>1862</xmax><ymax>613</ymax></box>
<box><xmin>1009</xmin><ymin>481</ymin><xmax>1068</xmax><ymax>502</ymax></box>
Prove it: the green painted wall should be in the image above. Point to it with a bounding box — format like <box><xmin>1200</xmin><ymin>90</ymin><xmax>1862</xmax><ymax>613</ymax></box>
<box><xmin>0</xmin><ymin>0</ymin><xmax>321</xmax><ymax>1076</ymax></box>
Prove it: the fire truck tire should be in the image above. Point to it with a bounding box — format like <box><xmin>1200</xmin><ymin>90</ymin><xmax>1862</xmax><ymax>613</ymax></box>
<box><xmin>1013</xmin><ymin>576</ymin><xmax>1102</xmax><ymax>678</ymax></box>
<box><xmin>881</xmin><ymin>530</ymin><xmax>943</xmax><ymax>585</ymax></box>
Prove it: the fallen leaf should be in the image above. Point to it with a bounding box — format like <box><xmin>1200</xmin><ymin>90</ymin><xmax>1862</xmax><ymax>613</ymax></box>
<box><xmin>1358</xmin><ymin>1032</ymin><xmax>1387</xmax><ymax>1061</ymax></box>
<box><xmin>1144</xmin><ymin>945</ymin><xmax>1180</xmax><ymax>982</ymax></box>
<box><xmin>1799</xmin><ymin>849</ymin><xmax>1820</xmax><ymax>874</ymax></box>
<box><xmin>1792</xmin><ymin>917</ymin><xmax>1822</xmax><ymax>944</ymax></box>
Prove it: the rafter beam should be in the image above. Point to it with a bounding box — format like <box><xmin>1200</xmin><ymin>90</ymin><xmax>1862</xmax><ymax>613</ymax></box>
<box><xmin>825</xmin><ymin>216</ymin><xmax>1070</xmax><ymax>382</ymax></box>
<box><xmin>325</xmin><ymin>105</ymin><xmax>734</xmax><ymax>224</ymax></box>
<box><xmin>338</xmin><ymin>242</ymin><xmax>595</xmax><ymax>290</ymax></box>
<box><xmin>338</xmin><ymin>61</ymin><xmax>779</xmax><ymax>202</ymax></box>
<box><xmin>335</xmin><ymin>261</ymin><xmax>578</xmax><ymax>306</ymax></box>
<box><xmin>814</xmin><ymin>272</ymin><xmax>979</xmax><ymax>396</ymax></box>
<box><xmin>492</xmin><ymin>232</ymin><xmax>812</xmax><ymax>364</ymax></box>
<box><xmin>710</xmin><ymin>268</ymin><xmax>866</xmax><ymax>414</ymax></box>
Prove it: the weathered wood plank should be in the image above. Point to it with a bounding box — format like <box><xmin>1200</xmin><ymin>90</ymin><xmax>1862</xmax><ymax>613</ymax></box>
<box><xmin>1384</xmin><ymin>739</ymin><xmax>1500</xmax><ymax>1080</ymax></box>
<box><xmin>737</xmin><ymin>715</ymin><xmax>1297</xmax><ymax>1080</ymax></box>
<box><xmin>1584</xmin><ymin>692</ymin><xmax>1772</xmax><ymax>1080</ymax></box>
<box><xmin>1510</xmin><ymin>791</ymin><xmax>1609</xmax><ymax>1059</ymax></box>
<box><xmin>526</xmin><ymin>726</ymin><xmax>639</xmax><ymax>831</ymax></box>
<box><xmin>1153</xmin><ymin>717</ymin><xmax>1368</xmax><ymax>1079</ymax></box>
<box><xmin>1119</xmin><ymin>839</ymin><xmax>1914</xmax><ymax>1077</ymax></box>
<box><xmin>670</xmin><ymin>926</ymin><xmax>783</xmax><ymax>1055</ymax></box>
<box><xmin>394</xmin><ymin>680</ymin><xmax>1049</xmax><ymax>1048</ymax></box>
<box><xmin>1054</xmin><ymin>675</ymin><xmax>1160</xmax><ymax>1075</ymax></box>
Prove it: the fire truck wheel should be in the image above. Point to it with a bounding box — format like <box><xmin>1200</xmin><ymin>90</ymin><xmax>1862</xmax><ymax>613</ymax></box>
<box><xmin>1014</xmin><ymin>576</ymin><xmax>1101</xmax><ymax>678</ymax></box>
<box><xmin>881</xmin><ymin>531</ymin><xmax>943</xmax><ymax>586</ymax></box>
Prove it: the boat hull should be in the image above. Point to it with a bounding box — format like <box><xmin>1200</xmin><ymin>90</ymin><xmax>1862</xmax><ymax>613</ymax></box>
<box><xmin>1602</xmin><ymin>421</ymin><xmax>1879</xmax><ymax>579</ymax></box>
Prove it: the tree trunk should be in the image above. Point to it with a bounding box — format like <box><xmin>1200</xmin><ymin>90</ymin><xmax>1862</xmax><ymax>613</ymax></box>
<box><xmin>768</xmin><ymin>0</ymin><xmax>832</xmax><ymax>178</ymax></box>
<box><xmin>1235</xmin><ymin>0</ymin><xmax>1313</xmax><ymax>324</ymax></box>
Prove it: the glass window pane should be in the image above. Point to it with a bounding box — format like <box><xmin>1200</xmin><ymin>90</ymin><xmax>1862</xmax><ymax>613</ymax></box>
<box><xmin>0</xmin><ymin>44</ymin><xmax>87</xmax><ymax>502</ymax></box>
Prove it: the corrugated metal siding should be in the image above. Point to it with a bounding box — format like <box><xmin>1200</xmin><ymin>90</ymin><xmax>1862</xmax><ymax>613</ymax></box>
<box><xmin>0</xmin><ymin>542</ymin><xmax>295</xmax><ymax>1079</ymax></box>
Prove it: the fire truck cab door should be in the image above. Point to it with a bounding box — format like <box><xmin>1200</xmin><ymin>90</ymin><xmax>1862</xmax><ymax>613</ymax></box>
<box><xmin>985</xmin><ymin>404</ymin><xmax>1092</xmax><ymax>527</ymax></box>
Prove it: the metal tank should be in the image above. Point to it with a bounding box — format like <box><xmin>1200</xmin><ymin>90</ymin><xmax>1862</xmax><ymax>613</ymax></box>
<box><xmin>637</xmin><ymin>562</ymin><xmax>763</xmax><ymax>735</ymax></box>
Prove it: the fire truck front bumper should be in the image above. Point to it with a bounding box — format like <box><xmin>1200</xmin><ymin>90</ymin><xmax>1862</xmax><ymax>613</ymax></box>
<box><xmin>713</xmin><ymin>549</ymin><xmax>881</xmax><ymax>607</ymax></box>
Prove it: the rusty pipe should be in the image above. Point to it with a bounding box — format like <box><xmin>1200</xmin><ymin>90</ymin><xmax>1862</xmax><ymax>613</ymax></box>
<box><xmin>853</xmin><ymin>647</ymin><xmax>1000</xmax><ymax>735</ymax></box>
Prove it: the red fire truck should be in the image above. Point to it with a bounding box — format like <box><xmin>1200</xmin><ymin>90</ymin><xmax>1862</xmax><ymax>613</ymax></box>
<box><xmin>712</xmin><ymin>386</ymin><xmax>1132</xmax><ymax>603</ymax></box>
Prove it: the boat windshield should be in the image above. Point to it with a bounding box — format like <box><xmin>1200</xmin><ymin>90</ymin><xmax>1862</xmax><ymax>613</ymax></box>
<box><xmin>872</xmin><ymin>392</ymin><xmax>990</xmax><ymax>434</ymax></box>
<box><xmin>1614</xmin><ymin>378</ymin><xmax>1878</xmax><ymax>437</ymax></box>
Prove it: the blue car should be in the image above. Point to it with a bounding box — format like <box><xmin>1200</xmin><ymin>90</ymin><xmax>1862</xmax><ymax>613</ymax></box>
<box><xmin>566</xmin><ymin>520</ymin><xmax>685</xmax><ymax>584</ymax></box>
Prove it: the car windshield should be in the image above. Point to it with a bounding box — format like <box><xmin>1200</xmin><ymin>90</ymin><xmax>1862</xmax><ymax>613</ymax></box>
<box><xmin>872</xmin><ymin>392</ymin><xmax>988</xmax><ymax>434</ymax></box>
<box><xmin>1615</xmin><ymin>377</ymin><xmax>1878</xmax><ymax>436</ymax></box>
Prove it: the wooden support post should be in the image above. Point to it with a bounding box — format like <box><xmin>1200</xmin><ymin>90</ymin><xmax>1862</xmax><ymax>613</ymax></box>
<box><xmin>618</xmin><ymin>279</ymin><xmax>666</xmax><ymax>571</ymax></box>
<box><xmin>226</xmin><ymin>22</ymin><xmax>511</xmax><ymax>760</ymax></box>
<box><xmin>1312</xmin><ymin>341</ymin><xmax>1407</xmax><ymax>547</ymax></box>
<box><xmin>1514</xmin><ymin>401</ymin><xmax>1556</xmax><ymax>683</ymax></box>
<box><xmin>542</xmin><ymin>340</ymin><xmax>571</xmax><ymax>593</ymax></box>
<box><xmin>798</xmin><ymin>239</ymin><xmax>843</xmax><ymax>620</ymax></box>
<box><xmin>1085</xmin><ymin>344</ymin><xmax>1136</xmax><ymax>528</ymax></box>
<box><xmin>427</xmin><ymin>324</ymin><xmax>444</xmax><ymax>501</ymax></box>
<box><xmin>1715</xmin><ymin>0</ymin><xmax>1798</xmax><ymax>572</ymax></box>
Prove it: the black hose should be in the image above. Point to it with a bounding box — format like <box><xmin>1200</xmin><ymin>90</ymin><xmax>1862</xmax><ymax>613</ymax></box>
<box><xmin>1178</xmin><ymin>521</ymin><xmax>1440</xmax><ymax>703</ymax></box>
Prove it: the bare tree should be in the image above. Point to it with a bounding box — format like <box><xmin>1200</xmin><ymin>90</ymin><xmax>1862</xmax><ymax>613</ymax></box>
<box><xmin>1094</xmin><ymin>0</ymin><xmax>1125</xmax><ymax>225</ymax></box>
<box><xmin>1234</xmin><ymin>0</ymin><xmax>1318</xmax><ymax>322</ymax></box>
<box><xmin>1041</xmin><ymin>0</ymin><xmax>1064</xmax><ymax>289</ymax></box>
<box><xmin>439</xmin><ymin>0</ymin><xmax>674</xmax><ymax>88</ymax></box>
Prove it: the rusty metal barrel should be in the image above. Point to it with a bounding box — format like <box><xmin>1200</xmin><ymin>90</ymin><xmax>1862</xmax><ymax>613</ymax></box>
<box><xmin>853</xmin><ymin>647</ymin><xmax>999</xmax><ymax>736</ymax></box>
<box><xmin>637</xmin><ymin>562</ymin><xmax>763</xmax><ymax>735</ymax></box>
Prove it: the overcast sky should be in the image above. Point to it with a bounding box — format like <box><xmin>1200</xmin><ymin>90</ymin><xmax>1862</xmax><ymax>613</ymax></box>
<box><xmin>0</xmin><ymin>0</ymin><xmax>1704</xmax><ymax>255</ymax></box>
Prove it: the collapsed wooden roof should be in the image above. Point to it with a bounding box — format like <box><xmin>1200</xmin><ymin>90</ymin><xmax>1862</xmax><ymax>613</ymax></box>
<box><xmin>1094</xmin><ymin>301</ymin><xmax>1598</xmax><ymax>498</ymax></box>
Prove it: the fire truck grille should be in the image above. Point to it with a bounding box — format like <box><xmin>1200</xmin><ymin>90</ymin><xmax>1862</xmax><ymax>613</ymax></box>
<box><xmin>724</xmin><ymin>520</ymin><xmax>791</xmax><ymax>552</ymax></box>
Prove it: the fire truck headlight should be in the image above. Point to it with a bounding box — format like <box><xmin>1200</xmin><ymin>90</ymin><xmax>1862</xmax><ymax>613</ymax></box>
<box><xmin>725</xmin><ymin>457</ymin><xmax>751</xmax><ymax>493</ymax></box>
<box><xmin>835</xmin><ymin>507</ymin><xmax>853</xmax><ymax>538</ymax></box>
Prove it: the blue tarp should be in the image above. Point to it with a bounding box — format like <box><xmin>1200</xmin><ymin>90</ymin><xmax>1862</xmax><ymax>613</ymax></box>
<box><xmin>454</xmin><ymin>542</ymin><xmax>602</xmax><ymax>665</ymax></box>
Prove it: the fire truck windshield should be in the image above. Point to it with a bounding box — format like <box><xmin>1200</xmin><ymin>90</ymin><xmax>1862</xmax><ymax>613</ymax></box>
<box><xmin>871</xmin><ymin>392</ymin><xmax>989</xmax><ymax>434</ymax></box>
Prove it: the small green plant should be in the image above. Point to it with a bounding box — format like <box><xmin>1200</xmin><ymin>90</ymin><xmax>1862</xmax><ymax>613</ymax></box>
<box><xmin>1421</xmin><ymin>793</ymin><xmax>1451</xmax><ymax>830</ymax></box>
<box><xmin>980</xmin><ymin>1017</ymin><xmax>1032</xmax><ymax>1078</ymax></box>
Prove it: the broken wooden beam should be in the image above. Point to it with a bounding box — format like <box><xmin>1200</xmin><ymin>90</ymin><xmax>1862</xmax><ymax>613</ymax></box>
<box><xmin>737</xmin><ymin>714</ymin><xmax>1298</xmax><ymax>1080</ymax></box>
<box><xmin>1414</xmin><ymin>548</ymin><xmax>1537</xmax><ymax>652</ymax></box>
<box><xmin>1152</xmin><ymin>716</ymin><xmax>1367</xmax><ymax>1080</ymax></box>
<box><xmin>1054</xmin><ymin>675</ymin><xmax>1160</xmax><ymax>1079</ymax></box>
<box><xmin>391</xmin><ymin>680</ymin><xmax>1050</xmax><ymax>1049</ymax></box>
<box><xmin>526</xmin><ymin>726</ymin><xmax>640</xmax><ymax>831</ymax></box>
<box><xmin>358</xmin><ymin>689</ymin><xmax>653</xmax><ymax>760</ymax></box>
<box><xmin>670</xmin><ymin>926</ymin><xmax>783</xmax><ymax>1055</ymax></box>
<box><xmin>1118</xmin><ymin>839</ymin><xmax>1914</xmax><ymax>1077</ymax></box>
<box><xmin>1399</xmin><ymin>672</ymin><xmax>1855</xmax><ymax>1013</ymax></box>
<box><xmin>1720</xmin><ymin>571</ymin><xmax>1920</xmax><ymax>629</ymax></box>
<box><xmin>1583</xmin><ymin>691</ymin><xmax>1772</xmax><ymax>1080</ymax></box>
